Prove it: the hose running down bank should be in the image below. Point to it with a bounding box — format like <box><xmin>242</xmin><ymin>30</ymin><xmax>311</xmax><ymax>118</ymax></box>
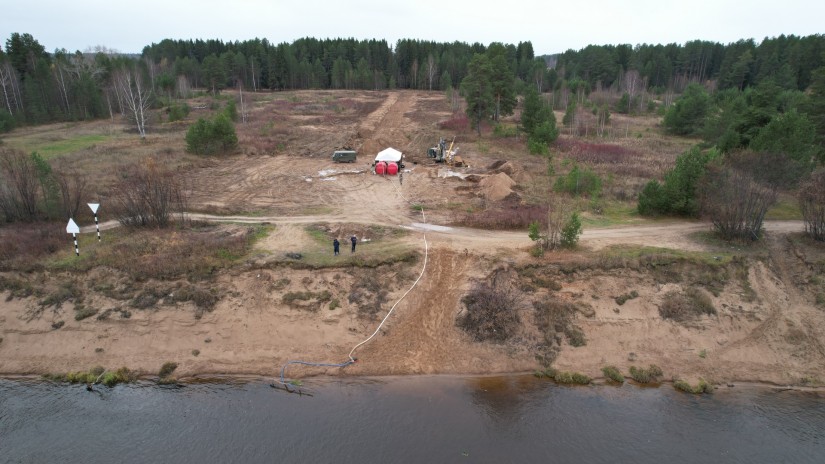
<box><xmin>275</xmin><ymin>174</ymin><xmax>428</xmax><ymax>391</ymax></box>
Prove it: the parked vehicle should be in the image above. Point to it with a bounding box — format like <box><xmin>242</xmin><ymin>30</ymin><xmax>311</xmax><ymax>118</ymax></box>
<box><xmin>332</xmin><ymin>150</ymin><xmax>357</xmax><ymax>163</ymax></box>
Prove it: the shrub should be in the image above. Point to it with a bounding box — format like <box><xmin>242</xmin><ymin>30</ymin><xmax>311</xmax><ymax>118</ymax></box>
<box><xmin>700</xmin><ymin>163</ymin><xmax>777</xmax><ymax>241</ymax></box>
<box><xmin>528</xmin><ymin>139</ymin><xmax>549</xmax><ymax>155</ymax></box>
<box><xmin>560</xmin><ymin>212</ymin><xmax>582</xmax><ymax>248</ymax></box>
<box><xmin>629</xmin><ymin>365</ymin><xmax>663</xmax><ymax>384</ymax></box>
<box><xmin>637</xmin><ymin>146</ymin><xmax>720</xmax><ymax>217</ymax></box>
<box><xmin>110</xmin><ymin>159</ymin><xmax>187</xmax><ymax>228</ymax></box>
<box><xmin>58</xmin><ymin>366</ymin><xmax>136</xmax><ymax>386</ymax></box>
<box><xmin>0</xmin><ymin>109</ymin><xmax>15</xmax><ymax>133</ymax></box>
<box><xmin>564</xmin><ymin>326</ymin><xmax>586</xmax><ymax>347</ymax></box>
<box><xmin>0</xmin><ymin>148</ymin><xmax>39</xmax><ymax>221</ymax></box>
<box><xmin>554</xmin><ymin>164</ymin><xmax>602</xmax><ymax>197</ymax></box>
<box><xmin>674</xmin><ymin>379</ymin><xmax>713</xmax><ymax>394</ymax></box>
<box><xmin>659</xmin><ymin>288</ymin><xmax>716</xmax><ymax>323</ymax></box>
<box><xmin>186</xmin><ymin>114</ymin><xmax>238</xmax><ymax>156</ymax></box>
<box><xmin>553</xmin><ymin>371</ymin><xmax>591</xmax><ymax>385</ymax></box>
<box><xmin>799</xmin><ymin>168</ymin><xmax>825</xmax><ymax>241</ymax></box>
<box><xmin>167</xmin><ymin>103</ymin><xmax>191</xmax><ymax>122</ymax></box>
<box><xmin>602</xmin><ymin>366</ymin><xmax>624</xmax><ymax>383</ymax></box>
<box><xmin>493</xmin><ymin>124</ymin><xmax>518</xmax><ymax>138</ymax></box>
<box><xmin>458</xmin><ymin>273</ymin><xmax>524</xmax><ymax>342</ymax></box>
<box><xmin>615</xmin><ymin>290</ymin><xmax>639</xmax><ymax>305</ymax></box>
<box><xmin>159</xmin><ymin>362</ymin><xmax>178</xmax><ymax>378</ymax></box>
<box><xmin>74</xmin><ymin>306</ymin><xmax>98</xmax><ymax>321</ymax></box>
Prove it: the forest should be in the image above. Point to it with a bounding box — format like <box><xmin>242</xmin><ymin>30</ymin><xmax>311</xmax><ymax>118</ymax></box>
<box><xmin>1</xmin><ymin>32</ymin><xmax>824</xmax><ymax>129</ymax></box>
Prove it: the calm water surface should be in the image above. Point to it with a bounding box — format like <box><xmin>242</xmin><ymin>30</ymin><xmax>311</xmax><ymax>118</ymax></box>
<box><xmin>1</xmin><ymin>376</ymin><xmax>824</xmax><ymax>463</ymax></box>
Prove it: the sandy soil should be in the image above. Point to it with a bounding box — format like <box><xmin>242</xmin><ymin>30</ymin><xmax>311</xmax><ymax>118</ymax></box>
<box><xmin>2</xmin><ymin>91</ymin><xmax>824</xmax><ymax>388</ymax></box>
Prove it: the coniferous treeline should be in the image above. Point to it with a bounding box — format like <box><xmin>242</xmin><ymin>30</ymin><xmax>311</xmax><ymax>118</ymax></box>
<box><xmin>2</xmin><ymin>32</ymin><xmax>825</xmax><ymax>132</ymax></box>
<box><xmin>556</xmin><ymin>35</ymin><xmax>825</xmax><ymax>93</ymax></box>
<box><xmin>139</xmin><ymin>37</ymin><xmax>542</xmax><ymax>93</ymax></box>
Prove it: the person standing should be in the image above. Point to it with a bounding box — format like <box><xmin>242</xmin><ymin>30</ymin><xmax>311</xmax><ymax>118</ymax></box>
<box><xmin>350</xmin><ymin>235</ymin><xmax>357</xmax><ymax>253</ymax></box>
<box><xmin>333</xmin><ymin>238</ymin><xmax>340</xmax><ymax>256</ymax></box>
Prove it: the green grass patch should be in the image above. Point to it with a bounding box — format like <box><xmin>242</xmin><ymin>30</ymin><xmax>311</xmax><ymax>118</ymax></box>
<box><xmin>629</xmin><ymin>364</ymin><xmax>663</xmax><ymax>384</ymax></box>
<box><xmin>534</xmin><ymin>368</ymin><xmax>591</xmax><ymax>385</ymax></box>
<box><xmin>765</xmin><ymin>196</ymin><xmax>802</xmax><ymax>220</ymax></box>
<box><xmin>44</xmin><ymin>366</ymin><xmax>137</xmax><ymax>386</ymax></box>
<box><xmin>579</xmin><ymin>201</ymin><xmax>646</xmax><ymax>228</ymax></box>
<box><xmin>602</xmin><ymin>366</ymin><xmax>624</xmax><ymax>383</ymax></box>
<box><xmin>600</xmin><ymin>244</ymin><xmax>733</xmax><ymax>266</ymax></box>
<box><xmin>271</xmin><ymin>225</ymin><xmax>418</xmax><ymax>270</ymax></box>
<box><xmin>553</xmin><ymin>371</ymin><xmax>592</xmax><ymax>385</ymax></box>
<box><xmin>673</xmin><ymin>378</ymin><xmax>714</xmax><ymax>394</ymax></box>
<box><xmin>7</xmin><ymin>134</ymin><xmax>111</xmax><ymax>160</ymax></box>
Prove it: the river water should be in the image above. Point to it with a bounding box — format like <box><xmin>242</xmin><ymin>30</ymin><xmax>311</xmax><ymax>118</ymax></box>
<box><xmin>1</xmin><ymin>375</ymin><xmax>824</xmax><ymax>463</ymax></box>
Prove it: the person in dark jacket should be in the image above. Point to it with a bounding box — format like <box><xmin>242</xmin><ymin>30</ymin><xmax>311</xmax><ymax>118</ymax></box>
<box><xmin>333</xmin><ymin>238</ymin><xmax>340</xmax><ymax>256</ymax></box>
<box><xmin>350</xmin><ymin>235</ymin><xmax>357</xmax><ymax>253</ymax></box>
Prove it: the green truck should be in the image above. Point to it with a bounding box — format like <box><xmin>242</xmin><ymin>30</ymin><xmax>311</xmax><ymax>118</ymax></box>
<box><xmin>332</xmin><ymin>150</ymin><xmax>357</xmax><ymax>163</ymax></box>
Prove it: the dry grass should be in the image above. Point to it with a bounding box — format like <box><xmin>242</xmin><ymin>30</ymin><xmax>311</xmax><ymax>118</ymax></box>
<box><xmin>456</xmin><ymin>201</ymin><xmax>546</xmax><ymax>230</ymax></box>
<box><xmin>0</xmin><ymin>222</ymin><xmax>67</xmax><ymax>272</ymax></box>
<box><xmin>47</xmin><ymin>224</ymin><xmax>269</xmax><ymax>282</ymax></box>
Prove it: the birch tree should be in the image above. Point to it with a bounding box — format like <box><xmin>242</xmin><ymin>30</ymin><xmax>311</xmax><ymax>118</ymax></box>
<box><xmin>426</xmin><ymin>54</ymin><xmax>438</xmax><ymax>91</ymax></box>
<box><xmin>115</xmin><ymin>67</ymin><xmax>152</xmax><ymax>138</ymax></box>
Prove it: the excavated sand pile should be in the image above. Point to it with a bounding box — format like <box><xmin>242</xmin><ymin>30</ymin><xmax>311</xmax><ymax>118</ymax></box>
<box><xmin>478</xmin><ymin>172</ymin><xmax>516</xmax><ymax>201</ymax></box>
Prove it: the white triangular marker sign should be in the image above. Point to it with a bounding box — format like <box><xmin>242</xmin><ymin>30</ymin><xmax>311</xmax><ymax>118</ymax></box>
<box><xmin>66</xmin><ymin>218</ymin><xmax>80</xmax><ymax>234</ymax></box>
<box><xmin>88</xmin><ymin>203</ymin><xmax>100</xmax><ymax>214</ymax></box>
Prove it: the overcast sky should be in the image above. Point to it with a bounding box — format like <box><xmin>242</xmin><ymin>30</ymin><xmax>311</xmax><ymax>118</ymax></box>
<box><xmin>3</xmin><ymin>0</ymin><xmax>823</xmax><ymax>55</ymax></box>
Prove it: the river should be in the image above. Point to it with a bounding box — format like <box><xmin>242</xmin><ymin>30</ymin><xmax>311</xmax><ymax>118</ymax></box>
<box><xmin>1</xmin><ymin>376</ymin><xmax>824</xmax><ymax>463</ymax></box>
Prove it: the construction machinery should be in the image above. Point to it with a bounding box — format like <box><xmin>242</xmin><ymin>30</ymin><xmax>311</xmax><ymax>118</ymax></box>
<box><xmin>427</xmin><ymin>137</ymin><xmax>465</xmax><ymax>167</ymax></box>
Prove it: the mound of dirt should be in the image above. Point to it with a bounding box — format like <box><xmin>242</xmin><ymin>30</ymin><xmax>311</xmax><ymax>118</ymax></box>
<box><xmin>478</xmin><ymin>172</ymin><xmax>517</xmax><ymax>201</ymax></box>
<box><xmin>490</xmin><ymin>161</ymin><xmax>515</xmax><ymax>176</ymax></box>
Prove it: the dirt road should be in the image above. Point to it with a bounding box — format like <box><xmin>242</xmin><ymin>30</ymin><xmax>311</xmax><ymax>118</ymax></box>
<box><xmin>5</xmin><ymin>90</ymin><xmax>822</xmax><ymax>387</ymax></box>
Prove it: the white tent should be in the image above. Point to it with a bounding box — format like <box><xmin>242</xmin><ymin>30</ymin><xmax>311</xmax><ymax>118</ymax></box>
<box><xmin>374</xmin><ymin>147</ymin><xmax>402</xmax><ymax>162</ymax></box>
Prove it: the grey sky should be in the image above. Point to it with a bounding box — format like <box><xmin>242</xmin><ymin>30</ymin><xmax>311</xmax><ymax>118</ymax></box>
<box><xmin>3</xmin><ymin>0</ymin><xmax>823</xmax><ymax>55</ymax></box>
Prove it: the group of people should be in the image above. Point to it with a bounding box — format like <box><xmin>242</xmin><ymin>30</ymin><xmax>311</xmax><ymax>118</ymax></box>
<box><xmin>333</xmin><ymin>235</ymin><xmax>357</xmax><ymax>255</ymax></box>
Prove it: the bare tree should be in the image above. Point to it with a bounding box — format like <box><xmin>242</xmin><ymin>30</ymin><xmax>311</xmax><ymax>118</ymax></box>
<box><xmin>426</xmin><ymin>54</ymin><xmax>438</xmax><ymax>91</ymax></box>
<box><xmin>111</xmin><ymin>159</ymin><xmax>187</xmax><ymax>228</ymax></box>
<box><xmin>0</xmin><ymin>60</ymin><xmax>23</xmax><ymax>114</ymax></box>
<box><xmin>238</xmin><ymin>83</ymin><xmax>247</xmax><ymax>124</ymax></box>
<box><xmin>623</xmin><ymin>69</ymin><xmax>641</xmax><ymax>111</ymax></box>
<box><xmin>53</xmin><ymin>165</ymin><xmax>89</xmax><ymax>219</ymax></box>
<box><xmin>52</xmin><ymin>50</ymin><xmax>72</xmax><ymax>115</ymax></box>
<box><xmin>530</xmin><ymin>196</ymin><xmax>574</xmax><ymax>251</ymax></box>
<box><xmin>115</xmin><ymin>67</ymin><xmax>152</xmax><ymax>138</ymax></box>
<box><xmin>176</xmin><ymin>75</ymin><xmax>192</xmax><ymax>99</ymax></box>
<box><xmin>0</xmin><ymin>148</ymin><xmax>39</xmax><ymax>221</ymax></box>
<box><xmin>799</xmin><ymin>168</ymin><xmax>825</xmax><ymax>241</ymax></box>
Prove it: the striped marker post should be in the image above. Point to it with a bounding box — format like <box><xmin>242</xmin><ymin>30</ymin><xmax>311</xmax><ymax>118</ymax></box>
<box><xmin>66</xmin><ymin>218</ymin><xmax>80</xmax><ymax>256</ymax></box>
<box><xmin>88</xmin><ymin>203</ymin><xmax>100</xmax><ymax>241</ymax></box>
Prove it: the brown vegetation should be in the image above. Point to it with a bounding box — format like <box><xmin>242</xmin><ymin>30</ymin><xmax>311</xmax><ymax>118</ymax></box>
<box><xmin>799</xmin><ymin>168</ymin><xmax>825</xmax><ymax>241</ymax></box>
